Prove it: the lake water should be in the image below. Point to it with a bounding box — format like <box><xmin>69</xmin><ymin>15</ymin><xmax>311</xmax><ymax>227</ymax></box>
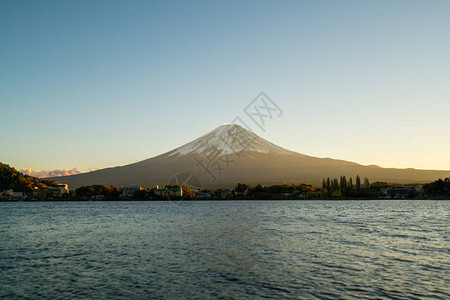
<box><xmin>0</xmin><ymin>200</ymin><xmax>449</xmax><ymax>299</ymax></box>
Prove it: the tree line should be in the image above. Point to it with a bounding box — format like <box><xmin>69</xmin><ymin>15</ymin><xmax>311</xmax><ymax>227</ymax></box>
<box><xmin>232</xmin><ymin>183</ymin><xmax>316</xmax><ymax>199</ymax></box>
<box><xmin>75</xmin><ymin>184</ymin><xmax>123</xmax><ymax>198</ymax></box>
<box><xmin>321</xmin><ymin>175</ymin><xmax>371</xmax><ymax>198</ymax></box>
<box><xmin>423</xmin><ymin>178</ymin><xmax>450</xmax><ymax>196</ymax></box>
<box><xmin>58</xmin><ymin>177</ymin><xmax>450</xmax><ymax>199</ymax></box>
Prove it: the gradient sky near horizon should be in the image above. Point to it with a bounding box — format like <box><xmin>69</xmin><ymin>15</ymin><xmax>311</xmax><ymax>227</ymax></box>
<box><xmin>1</xmin><ymin>0</ymin><xmax>450</xmax><ymax>175</ymax></box>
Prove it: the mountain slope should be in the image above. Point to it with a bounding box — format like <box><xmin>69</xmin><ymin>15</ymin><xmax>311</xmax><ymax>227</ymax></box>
<box><xmin>52</xmin><ymin>124</ymin><xmax>450</xmax><ymax>188</ymax></box>
<box><xmin>166</xmin><ymin>123</ymin><xmax>294</xmax><ymax>157</ymax></box>
<box><xmin>0</xmin><ymin>162</ymin><xmax>58</xmax><ymax>191</ymax></box>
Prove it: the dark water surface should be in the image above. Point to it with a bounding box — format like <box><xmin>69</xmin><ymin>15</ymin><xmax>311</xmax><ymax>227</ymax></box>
<box><xmin>1</xmin><ymin>200</ymin><xmax>449</xmax><ymax>299</ymax></box>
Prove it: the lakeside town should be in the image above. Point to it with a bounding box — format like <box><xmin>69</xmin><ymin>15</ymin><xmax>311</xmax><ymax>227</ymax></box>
<box><xmin>0</xmin><ymin>181</ymin><xmax>448</xmax><ymax>201</ymax></box>
<box><xmin>0</xmin><ymin>183</ymin><xmax>440</xmax><ymax>201</ymax></box>
<box><xmin>1</xmin><ymin>162</ymin><xmax>449</xmax><ymax>201</ymax></box>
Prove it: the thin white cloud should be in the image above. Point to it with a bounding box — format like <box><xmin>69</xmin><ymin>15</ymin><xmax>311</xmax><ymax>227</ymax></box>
<box><xmin>20</xmin><ymin>167</ymin><xmax>81</xmax><ymax>178</ymax></box>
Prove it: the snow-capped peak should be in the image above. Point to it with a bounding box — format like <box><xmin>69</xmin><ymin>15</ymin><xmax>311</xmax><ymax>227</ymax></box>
<box><xmin>167</xmin><ymin>123</ymin><xmax>294</xmax><ymax>157</ymax></box>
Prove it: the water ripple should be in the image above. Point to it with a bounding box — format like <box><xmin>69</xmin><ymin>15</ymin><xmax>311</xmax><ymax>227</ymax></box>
<box><xmin>0</xmin><ymin>200</ymin><xmax>449</xmax><ymax>299</ymax></box>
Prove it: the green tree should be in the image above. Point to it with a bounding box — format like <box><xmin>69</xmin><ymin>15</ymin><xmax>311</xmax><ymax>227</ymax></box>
<box><xmin>355</xmin><ymin>175</ymin><xmax>361</xmax><ymax>191</ymax></box>
<box><xmin>364</xmin><ymin>177</ymin><xmax>370</xmax><ymax>189</ymax></box>
<box><xmin>340</xmin><ymin>176</ymin><xmax>348</xmax><ymax>196</ymax></box>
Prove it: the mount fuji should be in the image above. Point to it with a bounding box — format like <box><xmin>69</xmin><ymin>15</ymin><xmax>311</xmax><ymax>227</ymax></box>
<box><xmin>53</xmin><ymin>124</ymin><xmax>449</xmax><ymax>188</ymax></box>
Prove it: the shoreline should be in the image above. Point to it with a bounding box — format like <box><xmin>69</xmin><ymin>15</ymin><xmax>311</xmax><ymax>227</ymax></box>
<box><xmin>1</xmin><ymin>198</ymin><xmax>449</xmax><ymax>202</ymax></box>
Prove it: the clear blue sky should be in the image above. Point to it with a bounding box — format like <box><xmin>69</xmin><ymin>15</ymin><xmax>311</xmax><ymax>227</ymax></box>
<box><xmin>1</xmin><ymin>0</ymin><xmax>450</xmax><ymax>174</ymax></box>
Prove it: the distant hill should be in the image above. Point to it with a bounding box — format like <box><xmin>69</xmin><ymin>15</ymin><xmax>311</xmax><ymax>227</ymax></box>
<box><xmin>51</xmin><ymin>124</ymin><xmax>450</xmax><ymax>189</ymax></box>
<box><xmin>0</xmin><ymin>162</ymin><xmax>57</xmax><ymax>192</ymax></box>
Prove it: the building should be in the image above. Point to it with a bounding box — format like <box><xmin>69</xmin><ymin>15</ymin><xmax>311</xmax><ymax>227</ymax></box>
<box><xmin>45</xmin><ymin>184</ymin><xmax>70</xmax><ymax>199</ymax></box>
<box><xmin>54</xmin><ymin>184</ymin><xmax>69</xmax><ymax>194</ymax></box>
<box><xmin>32</xmin><ymin>188</ymin><xmax>47</xmax><ymax>200</ymax></box>
<box><xmin>91</xmin><ymin>195</ymin><xmax>105</xmax><ymax>200</ymax></box>
<box><xmin>122</xmin><ymin>186</ymin><xmax>143</xmax><ymax>197</ymax></box>
<box><xmin>1</xmin><ymin>190</ymin><xmax>14</xmax><ymax>200</ymax></box>
<box><xmin>13</xmin><ymin>192</ymin><xmax>25</xmax><ymax>200</ymax></box>
<box><xmin>385</xmin><ymin>186</ymin><xmax>416</xmax><ymax>198</ymax></box>
<box><xmin>153</xmin><ymin>186</ymin><xmax>183</xmax><ymax>197</ymax></box>
<box><xmin>196</xmin><ymin>190</ymin><xmax>212</xmax><ymax>198</ymax></box>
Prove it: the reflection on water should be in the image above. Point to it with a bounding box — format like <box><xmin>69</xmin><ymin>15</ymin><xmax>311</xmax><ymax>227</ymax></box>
<box><xmin>1</xmin><ymin>200</ymin><xmax>449</xmax><ymax>299</ymax></box>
